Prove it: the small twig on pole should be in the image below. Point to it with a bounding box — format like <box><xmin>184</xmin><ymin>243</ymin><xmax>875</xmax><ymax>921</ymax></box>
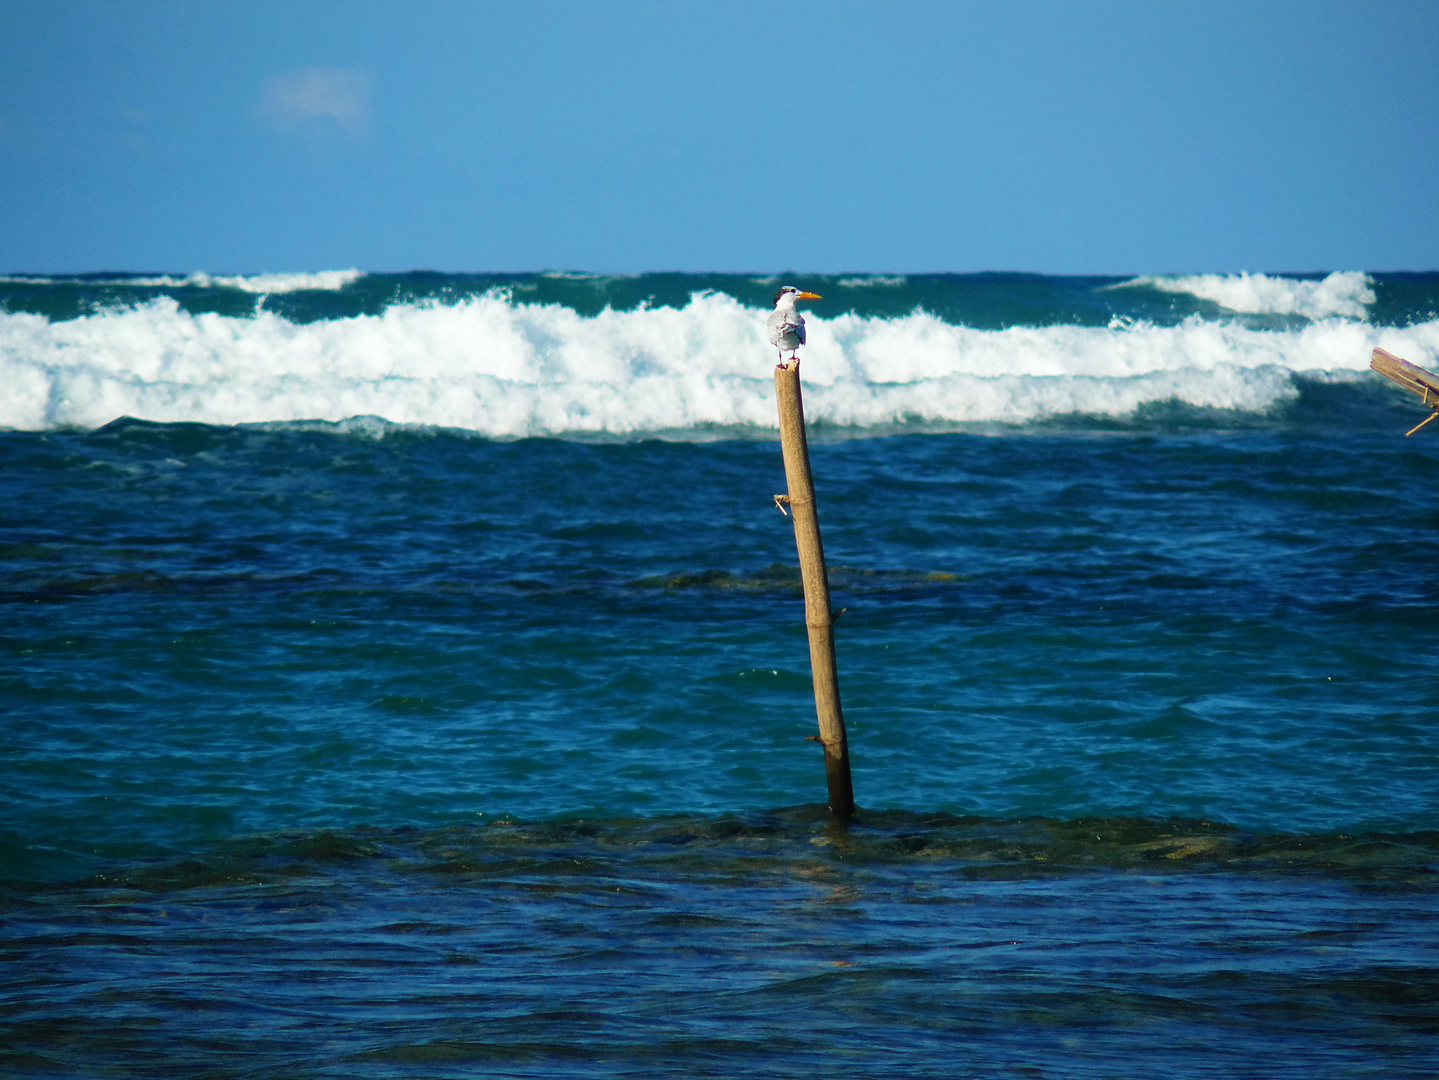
<box><xmin>774</xmin><ymin>363</ymin><xmax>855</xmax><ymax>821</ymax></box>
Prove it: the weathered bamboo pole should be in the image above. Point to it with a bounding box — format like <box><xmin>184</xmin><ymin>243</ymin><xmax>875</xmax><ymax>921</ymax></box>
<box><xmin>1371</xmin><ymin>347</ymin><xmax>1439</xmax><ymax>435</ymax></box>
<box><xmin>774</xmin><ymin>363</ymin><xmax>855</xmax><ymax>821</ymax></box>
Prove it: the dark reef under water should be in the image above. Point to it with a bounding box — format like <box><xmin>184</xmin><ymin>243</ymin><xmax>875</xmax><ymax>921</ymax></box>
<box><xmin>5</xmin><ymin>809</ymin><xmax>1438</xmax><ymax>1079</ymax></box>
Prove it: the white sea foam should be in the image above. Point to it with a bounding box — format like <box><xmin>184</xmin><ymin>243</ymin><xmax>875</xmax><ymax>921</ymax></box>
<box><xmin>836</xmin><ymin>276</ymin><xmax>909</xmax><ymax>288</ymax></box>
<box><xmin>2</xmin><ymin>291</ymin><xmax>1431</xmax><ymax>435</ymax></box>
<box><xmin>187</xmin><ymin>270</ymin><xmax>365</xmax><ymax>293</ymax></box>
<box><xmin>1113</xmin><ymin>271</ymin><xmax>1375</xmax><ymax>320</ymax></box>
<box><xmin>0</xmin><ymin>270</ymin><xmax>363</xmax><ymax>293</ymax></box>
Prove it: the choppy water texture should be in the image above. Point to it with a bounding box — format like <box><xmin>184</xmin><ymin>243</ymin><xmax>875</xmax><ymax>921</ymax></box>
<box><xmin>2</xmin><ymin>270</ymin><xmax>1438</xmax><ymax>1077</ymax></box>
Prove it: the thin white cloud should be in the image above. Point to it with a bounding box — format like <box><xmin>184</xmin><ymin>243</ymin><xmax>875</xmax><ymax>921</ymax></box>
<box><xmin>258</xmin><ymin>66</ymin><xmax>374</xmax><ymax>139</ymax></box>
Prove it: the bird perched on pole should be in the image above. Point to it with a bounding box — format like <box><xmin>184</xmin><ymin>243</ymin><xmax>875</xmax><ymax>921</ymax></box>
<box><xmin>767</xmin><ymin>286</ymin><xmax>822</xmax><ymax>368</ymax></box>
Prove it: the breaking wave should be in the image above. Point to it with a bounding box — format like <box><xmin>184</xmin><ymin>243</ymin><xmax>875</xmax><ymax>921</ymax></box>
<box><xmin>2</xmin><ymin>287</ymin><xmax>1433</xmax><ymax>436</ymax></box>
<box><xmin>0</xmin><ymin>269</ymin><xmax>363</xmax><ymax>293</ymax></box>
<box><xmin>1113</xmin><ymin>271</ymin><xmax>1376</xmax><ymax>320</ymax></box>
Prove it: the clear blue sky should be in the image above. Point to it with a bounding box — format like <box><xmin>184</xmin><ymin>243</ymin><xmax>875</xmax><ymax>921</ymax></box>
<box><xmin>2</xmin><ymin>0</ymin><xmax>1436</xmax><ymax>275</ymax></box>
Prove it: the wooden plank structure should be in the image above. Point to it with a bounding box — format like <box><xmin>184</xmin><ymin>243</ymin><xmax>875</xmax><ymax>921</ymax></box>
<box><xmin>773</xmin><ymin>363</ymin><xmax>855</xmax><ymax>821</ymax></box>
<box><xmin>1371</xmin><ymin>347</ymin><xmax>1439</xmax><ymax>436</ymax></box>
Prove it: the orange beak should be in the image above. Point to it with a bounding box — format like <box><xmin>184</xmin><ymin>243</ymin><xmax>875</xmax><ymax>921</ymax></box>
<box><xmin>797</xmin><ymin>291</ymin><xmax>822</xmax><ymax>300</ymax></box>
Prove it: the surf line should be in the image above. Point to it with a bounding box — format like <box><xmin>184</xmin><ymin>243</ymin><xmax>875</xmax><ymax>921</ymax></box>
<box><xmin>773</xmin><ymin>362</ymin><xmax>856</xmax><ymax>821</ymax></box>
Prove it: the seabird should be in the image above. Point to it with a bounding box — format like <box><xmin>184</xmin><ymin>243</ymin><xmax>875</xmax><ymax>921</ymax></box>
<box><xmin>767</xmin><ymin>285</ymin><xmax>822</xmax><ymax>368</ymax></box>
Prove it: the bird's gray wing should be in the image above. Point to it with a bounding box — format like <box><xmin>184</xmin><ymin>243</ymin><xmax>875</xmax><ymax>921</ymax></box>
<box><xmin>767</xmin><ymin>309</ymin><xmax>805</xmax><ymax>347</ymax></box>
<box><xmin>765</xmin><ymin>309</ymin><xmax>783</xmax><ymax>345</ymax></box>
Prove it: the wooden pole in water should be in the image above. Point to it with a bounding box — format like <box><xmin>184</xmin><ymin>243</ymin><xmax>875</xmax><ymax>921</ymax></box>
<box><xmin>1371</xmin><ymin>347</ymin><xmax>1439</xmax><ymax>436</ymax></box>
<box><xmin>774</xmin><ymin>362</ymin><xmax>855</xmax><ymax>821</ymax></box>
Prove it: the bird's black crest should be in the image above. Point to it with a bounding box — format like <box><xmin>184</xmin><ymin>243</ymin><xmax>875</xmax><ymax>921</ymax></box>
<box><xmin>773</xmin><ymin>286</ymin><xmax>792</xmax><ymax>306</ymax></box>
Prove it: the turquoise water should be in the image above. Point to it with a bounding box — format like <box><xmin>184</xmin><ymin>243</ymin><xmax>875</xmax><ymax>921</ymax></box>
<box><xmin>3</xmin><ymin>271</ymin><xmax>1438</xmax><ymax>1076</ymax></box>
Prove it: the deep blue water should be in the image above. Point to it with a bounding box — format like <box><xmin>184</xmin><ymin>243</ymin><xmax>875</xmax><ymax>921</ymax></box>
<box><xmin>5</xmin><ymin>413</ymin><xmax>1439</xmax><ymax>1077</ymax></box>
<box><xmin>3</xmin><ymin>270</ymin><xmax>1438</xmax><ymax>1076</ymax></box>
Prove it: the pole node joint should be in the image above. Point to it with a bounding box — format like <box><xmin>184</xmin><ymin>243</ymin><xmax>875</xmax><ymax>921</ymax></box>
<box><xmin>773</xmin><ymin>494</ymin><xmax>791</xmax><ymax>516</ymax></box>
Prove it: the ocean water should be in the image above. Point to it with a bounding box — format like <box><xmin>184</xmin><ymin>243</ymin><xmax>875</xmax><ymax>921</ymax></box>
<box><xmin>3</xmin><ymin>270</ymin><xmax>1438</xmax><ymax>1077</ymax></box>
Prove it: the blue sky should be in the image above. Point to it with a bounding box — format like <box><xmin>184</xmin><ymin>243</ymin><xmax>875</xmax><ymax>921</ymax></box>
<box><xmin>1</xmin><ymin>0</ymin><xmax>1436</xmax><ymax>275</ymax></box>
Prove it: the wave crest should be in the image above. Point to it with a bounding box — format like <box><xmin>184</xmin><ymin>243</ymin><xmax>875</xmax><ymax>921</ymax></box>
<box><xmin>1113</xmin><ymin>271</ymin><xmax>1375</xmax><ymax>320</ymax></box>
<box><xmin>0</xmin><ymin>269</ymin><xmax>363</xmax><ymax>293</ymax></box>
<box><xmin>2</xmin><ymin>290</ymin><xmax>1432</xmax><ymax>435</ymax></box>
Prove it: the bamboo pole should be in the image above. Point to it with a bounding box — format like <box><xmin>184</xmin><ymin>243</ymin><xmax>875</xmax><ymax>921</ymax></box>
<box><xmin>1371</xmin><ymin>347</ymin><xmax>1439</xmax><ymax>435</ymax></box>
<box><xmin>774</xmin><ymin>363</ymin><xmax>855</xmax><ymax>821</ymax></box>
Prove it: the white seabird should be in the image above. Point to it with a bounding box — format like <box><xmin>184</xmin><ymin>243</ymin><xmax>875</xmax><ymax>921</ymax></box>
<box><xmin>767</xmin><ymin>285</ymin><xmax>822</xmax><ymax>368</ymax></box>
